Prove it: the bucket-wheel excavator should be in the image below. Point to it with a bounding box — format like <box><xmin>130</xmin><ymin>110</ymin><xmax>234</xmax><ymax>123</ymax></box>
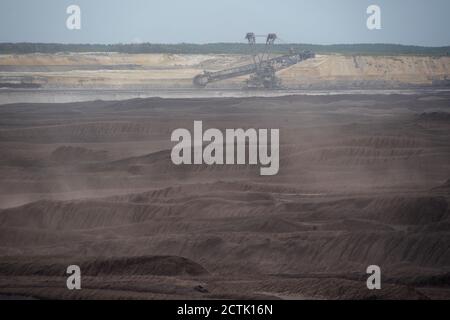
<box><xmin>193</xmin><ymin>33</ymin><xmax>315</xmax><ymax>89</ymax></box>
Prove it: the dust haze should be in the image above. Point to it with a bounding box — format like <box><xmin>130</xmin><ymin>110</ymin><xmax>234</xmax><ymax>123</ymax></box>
<box><xmin>0</xmin><ymin>92</ymin><xmax>449</xmax><ymax>299</ymax></box>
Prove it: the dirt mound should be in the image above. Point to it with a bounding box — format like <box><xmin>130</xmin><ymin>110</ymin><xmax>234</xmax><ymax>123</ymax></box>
<box><xmin>84</xmin><ymin>256</ymin><xmax>208</xmax><ymax>276</ymax></box>
<box><xmin>296</xmin><ymin>146</ymin><xmax>425</xmax><ymax>165</ymax></box>
<box><xmin>0</xmin><ymin>199</ymin><xmax>163</xmax><ymax>230</ymax></box>
<box><xmin>363</xmin><ymin>196</ymin><xmax>448</xmax><ymax>225</ymax></box>
<box><xmin>0</xmin><ymin>186</ymin><xmax>276</xmax><ymax>230</ymax></box>
<box><xmin>50</xmin><ymin>146</ymin><xmax>107</xmax><ymax>163</ymax></box>
<box><xmin>1</xmin><ymin>94</ymin><xmax>450</xmax><ymax>299</ymax></box>
<box><xmin>0</xmin><ymin>121</ymin><xmax>154</xmax><ymax>143</ymax></box>
<box><xmin>109</xmin><ymin>182</ymin><xmax>277</xmax><ymax>203</ymax></box>
<box><xmin>345</xmin><ymin>136</ymin><xmax>426</xmax><ymax>149</ymax></box>
<box><xmin>432</xmin><ymin>179</ymin><xmax>450</xmax><ymax>193</ymax></box>
<box><xmin>417</xmin><ymin>112</ymin><xmax>450</xmax><ymax>122</ymax></box>
<box><xmin>0</xmin><ymin>256</ymin><xmax>208</xmax><ymax>277</ymax></box>
<box><xmin>442</xmin><ymin>179</ymin><xmax>450</xmax><ymax>188</ymax></box>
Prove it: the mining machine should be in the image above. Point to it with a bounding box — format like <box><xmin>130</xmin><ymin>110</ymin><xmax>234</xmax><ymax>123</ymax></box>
<box><xmin>193</xmin><ymin>33</ymin><xmax>315</xmax><ymax>89</ymax></box>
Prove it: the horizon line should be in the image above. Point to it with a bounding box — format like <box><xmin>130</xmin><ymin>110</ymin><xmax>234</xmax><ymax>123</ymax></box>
<box><xmin>1</xmin><ymin>42</ymin><xmax>450</xmax><ymax>49</ymax></box>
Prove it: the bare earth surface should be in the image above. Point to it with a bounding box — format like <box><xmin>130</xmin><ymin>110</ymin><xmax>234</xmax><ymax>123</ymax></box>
<box><xmin>1</xmin><ymin>53</ymin><xmax>449</xmax><ymax>90</ymax></box>
<box><xmin>0</xmin><ymin>93</ymin><xmax>449</xmax><ymax>299</ymax></box>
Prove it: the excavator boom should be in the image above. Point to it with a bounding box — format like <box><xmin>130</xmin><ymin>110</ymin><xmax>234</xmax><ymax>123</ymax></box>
<box><xmin>193</xmin><ymin>51</ymin><xmax>315</xmax><ymax>88</ymax></box>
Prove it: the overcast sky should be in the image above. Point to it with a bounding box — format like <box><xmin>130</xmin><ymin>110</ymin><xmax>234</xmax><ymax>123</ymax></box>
<box><xmin>1</xmin><ymin>0</ymin><xmax>449</xmax><ymax>46</ymax></box>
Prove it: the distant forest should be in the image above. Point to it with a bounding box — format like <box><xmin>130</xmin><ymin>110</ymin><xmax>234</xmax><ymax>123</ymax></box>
<box><xmin>0</xmin><ymin>43</ymin><xmax>449</xmax><ymax>56</ymax></box>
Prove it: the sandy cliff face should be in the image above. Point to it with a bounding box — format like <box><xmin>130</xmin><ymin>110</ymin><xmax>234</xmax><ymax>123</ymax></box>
<box><xmin>0</xmin><ymin>53</ymin><xmax>449</xmax><ymax>89</ymax></box>
<box><xmin>279</xmin><ymin>55</ymin><xmax>450</xmax><ymax>88</ymax></box>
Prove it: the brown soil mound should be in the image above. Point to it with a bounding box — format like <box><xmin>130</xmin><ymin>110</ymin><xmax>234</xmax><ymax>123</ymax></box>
<box><xmin>1</xmin><ymin>93</ymin><xmax>450</xmax><ymax>299</ymax></box>
<box><xmin>50</xmin><ymin>146</ymin><xmax>107</xmax><ymax>163</ymax></box>
<box><xmin>0</xmin><ymin>256</ymin><xmax>208</xmax><ymax>277</ymax></box>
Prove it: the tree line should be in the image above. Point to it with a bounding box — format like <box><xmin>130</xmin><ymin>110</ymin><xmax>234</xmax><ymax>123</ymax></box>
<box><xmin>0</xmin><ymin>42</ymin><xmax>449</xmax><ymax>56</ymax></box>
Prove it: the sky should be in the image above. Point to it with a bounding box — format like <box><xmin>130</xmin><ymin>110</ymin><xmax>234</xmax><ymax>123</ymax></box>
<box><xmin>0</xmin><ymin>0</ymin><xmax>449</xmax><ymax>46</ymax></box>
